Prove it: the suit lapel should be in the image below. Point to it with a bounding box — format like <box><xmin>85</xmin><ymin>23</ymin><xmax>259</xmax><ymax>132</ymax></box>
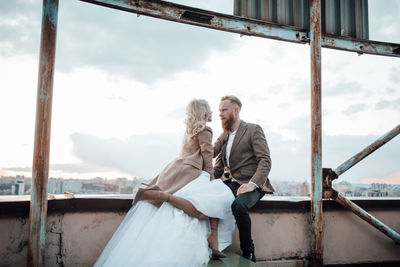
<box><xmin>230</xmin><ymin>120</ymin><xmax>247</xmax><ymax>159</ymax></box>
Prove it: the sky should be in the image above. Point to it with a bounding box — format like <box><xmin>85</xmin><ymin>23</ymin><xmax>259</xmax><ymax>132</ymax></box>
<box><xmin>0</xmin><ymin>0</ymin><xmax>399</xmax><ymax>185</ymax></box>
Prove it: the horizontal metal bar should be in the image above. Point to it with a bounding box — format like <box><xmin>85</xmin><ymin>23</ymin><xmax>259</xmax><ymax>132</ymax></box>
<box><xmin>79</xmin><ymin>0</ymin><xmax>308</xmax><ymax>44</ymax></box>
<box><xmin>334</xmin><ymin>124</ymin><xmax>400</xmax><ymax>177</ymax></box>
<box><xmin>322</xmin><ymin>35</ymin><xmax>400</xmax><ymax>58</ymax></box>
<box><xmin>79</xmin><ymin>0</ymin><xmax>400</xmax><ymax>57</ymax></box>
<box><xmin>332</xmin><ymin>190</ymin><xmax>400</xmax><ymax>245</ymax></box>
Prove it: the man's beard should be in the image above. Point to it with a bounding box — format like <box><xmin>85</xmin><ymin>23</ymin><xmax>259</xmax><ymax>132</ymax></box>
<box><xmin>222</xmin><ymin>113</ymin><xmax>235</xmax><ymax>132</ymax></box>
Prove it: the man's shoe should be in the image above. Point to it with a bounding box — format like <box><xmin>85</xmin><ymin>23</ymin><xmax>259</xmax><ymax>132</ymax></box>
<box><xmin>242</xmin><ymin>252</ymin><xmax>256</xmax><ymax>262</ymax></box>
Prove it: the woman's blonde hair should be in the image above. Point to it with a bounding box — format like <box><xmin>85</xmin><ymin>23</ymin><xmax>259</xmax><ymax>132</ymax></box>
<box><xmin>185</xmin><ymin>99</ymin><xmax>212</xmax><ymax>138</ymax></box>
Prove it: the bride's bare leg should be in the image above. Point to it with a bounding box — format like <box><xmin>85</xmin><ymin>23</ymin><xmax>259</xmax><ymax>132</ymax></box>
<box><xmin>168</xmin><ymin>195</ymin><xmax>208</xmax><ymax>220</ymax></box>
<box><xmin>208</xmin><ymin>218</ymin><xmax>227</xmax><ymax>258</ymax></box>
<box><xmin>136</xmin><ymin>188</ymin><xmax>207</xmax><ymax>220</ymax></box>
<box><xmin>208</xmin><ymin>218</ymin><xmax>219</xmax><ymax>250</ymax></box>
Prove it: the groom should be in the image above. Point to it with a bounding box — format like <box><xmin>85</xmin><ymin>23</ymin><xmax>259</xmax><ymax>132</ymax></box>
<box><xmin>214</xmin><ymin>95</ymin><xmax>274</xmax><ymax>262</ymax></box>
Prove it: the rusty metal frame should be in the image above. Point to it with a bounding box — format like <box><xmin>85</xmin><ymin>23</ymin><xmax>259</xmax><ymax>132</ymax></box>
<box><xmin>78</xmin><ymin>0</ymin><xmax>400</xmax><ymax>57</ymax></box>
<box><xmin>29</xmin><ymin>0</ymin><xmax>400</xmax><ymax>265</ymax></box>
<box><xmin>28</xmin><ymin>0</ymin><xmax>59</xmax><ymax>266</ymax></box>
<box><xmin>310</xmin><ymin>0</ymin><xmax>323</xmax><ymax>265</ymax></box>
<box><xmin>323</xmin><ymin>124</ymin><xmax>400</xmax><ymax>245</ymax></box>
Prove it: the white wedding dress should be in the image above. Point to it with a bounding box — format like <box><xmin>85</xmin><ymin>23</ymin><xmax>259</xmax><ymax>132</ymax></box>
<box><xmin>94</xmin><ymin>171</ymin><xmax>235</xmax><ymax>267</ymax></box>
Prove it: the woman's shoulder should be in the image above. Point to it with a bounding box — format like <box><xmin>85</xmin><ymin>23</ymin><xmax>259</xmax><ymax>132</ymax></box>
<box><xmin>204</xmin><ymin>125</ymin><xmax>212</xmax><ymax>133</ymax></box>
<box><xmin>196</xmin><ymin>125</ymin><xmax>212</xmax><ymax>139</ymax></box>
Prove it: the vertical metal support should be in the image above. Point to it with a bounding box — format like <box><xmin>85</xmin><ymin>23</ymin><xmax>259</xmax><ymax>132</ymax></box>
<box><xmin>28</xmin><ymin>0</ymin><xmax>59</xmax><ymax>266</ymax></box>
<box><xmin>310</xmin><ymin>0</ymin><xmax>323</xmax><ymax>266</ymax></box>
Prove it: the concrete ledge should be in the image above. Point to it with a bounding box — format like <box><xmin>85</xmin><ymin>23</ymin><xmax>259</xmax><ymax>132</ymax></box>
<box><xmin>1</xmin><ymin>195</ymin><xmax>400</xmax><ymax>217</ymax></box>
<box><xmin>0</xmin><ymin>197</ymin><xmax>400</xmax><ymax>266</ymax></box>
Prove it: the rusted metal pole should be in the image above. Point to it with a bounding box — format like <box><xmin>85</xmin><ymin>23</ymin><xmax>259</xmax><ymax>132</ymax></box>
<box><xmin>28</xmin><ymin>0</ymin><xmax>59</xmax><ymax>266</ymax></box>
<box><xmin>331</xmin><ymin>190</ymin><xmax>400</xmax><ymax>244</ymax></box>
<box><xmin>310</xmin><ymin>0</ymin><xmax>323</xmax><ymax>266</ymax></box>
<box><xmin>334</xmin><ymin>124</ymin><xmax>400</xmax><ymax>177</ymax></box>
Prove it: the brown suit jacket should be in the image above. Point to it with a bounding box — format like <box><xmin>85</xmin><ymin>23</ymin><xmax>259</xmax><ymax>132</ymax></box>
<box><xmin>214</xmin><ymin>120</ymin><xmax>274</xmax><ymax>193</ymax></box>
<box><xmin>149</xmin><ymin>126</ymin><xmax>214</xmax><ymax>195</ymax></box>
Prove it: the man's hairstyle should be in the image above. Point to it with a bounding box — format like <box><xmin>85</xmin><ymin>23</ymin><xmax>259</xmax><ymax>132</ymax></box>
<box><xmin>221</xmin><ymin>95</ymin><xmax>242</xmax><ymax>110</ymax></box>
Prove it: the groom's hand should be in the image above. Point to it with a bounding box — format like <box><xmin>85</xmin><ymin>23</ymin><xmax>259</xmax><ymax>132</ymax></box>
<box><xmin>237</xmin><ymin>183</ymin><xmax>256</xmax><ymax>196</ymax></box>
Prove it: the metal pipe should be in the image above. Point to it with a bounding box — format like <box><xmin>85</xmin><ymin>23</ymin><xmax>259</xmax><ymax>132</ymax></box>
<box><xmin>334</xmin><ymin>124</ymin><xmax>400</xmax><ymax>177</ymax></box>
<box><xmin>332</xmin><ymin>190</ymin><xmax>400</xmax><ymax>244</ymax></box>
<box><xmin>79</xmin><ymin>0</ymin><xmax>400</xmax><ymax>57</ymax></box>
<box><xmin>310</xmin><ymin>0</ymin><xmax>323</xmax><ymax>266</ymax></box>
<box><xmin>28</xmin><ymin>0</ymin><xmax>59</xmax><ymax>266</ymax></box>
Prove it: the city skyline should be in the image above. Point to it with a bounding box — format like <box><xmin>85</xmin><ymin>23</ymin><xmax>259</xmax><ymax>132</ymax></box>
<box><xmin>0</xmin><ymin>1</ymin><xmax>399</xmax><ymax>184</ymax></box>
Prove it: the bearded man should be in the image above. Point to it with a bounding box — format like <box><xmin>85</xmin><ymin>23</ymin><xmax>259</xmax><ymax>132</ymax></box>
<box><xmin>214</xmin><ymin>95</ymin><xmax>274</xmax><ymax>262</ymax></box>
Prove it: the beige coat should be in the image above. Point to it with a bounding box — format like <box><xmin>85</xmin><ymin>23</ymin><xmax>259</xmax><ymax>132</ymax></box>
<box><xmin>149</xmin><ymin>126</ymin><xmax>214</xmax><ymax>195</ymax></box>
<box><xmin>214</xmin><ymin>120</ymin><xmax>275</xmax><ymax>193</ymax></box>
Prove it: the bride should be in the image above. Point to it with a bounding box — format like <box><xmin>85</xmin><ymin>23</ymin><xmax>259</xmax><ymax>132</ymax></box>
<box><xmin>94</xmin><ymin>99</ymin><xmax>235</xmax><ymax>267</ymax></box>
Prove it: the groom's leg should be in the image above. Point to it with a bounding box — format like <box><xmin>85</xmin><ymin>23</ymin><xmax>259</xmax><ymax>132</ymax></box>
<box><xmin>231</xmin><ymin>187</ymin><xmax>264</xmax><ymax>256</ymax></box>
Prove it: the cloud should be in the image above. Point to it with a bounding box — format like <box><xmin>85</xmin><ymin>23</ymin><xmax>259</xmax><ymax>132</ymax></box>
<box><xmin>264</xmin><ymin>115</ymin><xmax>400</xmax><ymax>183</ymax></box>
<box><xmin>361</xmin><ymin>171</ymin><xmax>400</xmax><ymax>185</ymax></box>
<box><xmin>375</xmin><ymin>98</ymin><xmax>400</xmax><ymax>110</ymax></box>
<box><xmin>0</xmin><ymin>1</ymin><xmax>40</xmax><ymax>56</ymax></box>
<box><xmin>323</xmin><ymin>81</ymin><xmax>362</xmax><ymax>97</ymax></box>
<box><xmin>368</xmin><ymin>0</ymin><xmax>400</xmax><ymax>43</ymax></box>
<box><xmin>2</xmin><ymin>163</ymin><xmax>120</xmax><ymax>175</ymax></box>
<box><xmin>0</xmin><ymin>0</ymin><xmax>237</xmax><ymax>83</ymax></box>
<box><xmin>70</xmin><ymin>132</ymin><xmax>182</xmax><ymax>178</ymax></box>
<box><xmin>389</xmin><ymin>66</ymin><xmax>400</xmax><ymax>84</ymax></box>
<box><xmin>343</xmin><ymin>103</ymin><xmax>367</xmax><ymax>115</ymax></box>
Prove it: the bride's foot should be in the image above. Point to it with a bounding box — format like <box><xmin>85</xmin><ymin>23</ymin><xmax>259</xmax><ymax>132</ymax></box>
<box><xmin>208</xmin><ymin>228</ymin><xmax>226</xmax><ymax>259</ymax></box>
<box><xmin>132</xmin><ymin>186</ymin><xmax>169</xmax><ymax>205</ymax></box>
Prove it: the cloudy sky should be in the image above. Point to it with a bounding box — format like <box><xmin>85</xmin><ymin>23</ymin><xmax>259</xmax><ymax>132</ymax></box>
<box><xmin>1</xmin><ymin>0</ymin><xmax>399</xmax><ymax>185</ymax></box>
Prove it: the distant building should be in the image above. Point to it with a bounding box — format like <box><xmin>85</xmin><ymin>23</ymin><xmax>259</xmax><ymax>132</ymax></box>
<box><xmin>11</xmin><ymin>180</ymin><xmax>25</xmax><ymax>195</ymax></box>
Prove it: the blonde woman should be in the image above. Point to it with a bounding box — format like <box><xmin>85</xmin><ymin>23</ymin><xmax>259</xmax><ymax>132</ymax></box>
<box><xmin>95</xmin><ymin>99</ymin><xmax>235</xmax><ymax>267</ymax></box>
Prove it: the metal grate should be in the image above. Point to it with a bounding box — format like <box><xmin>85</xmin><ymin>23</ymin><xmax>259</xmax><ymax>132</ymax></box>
<box><xmin>234</xmin><ymin>0</ymin><xmax>369</xmax><ymax>39</ymax></box>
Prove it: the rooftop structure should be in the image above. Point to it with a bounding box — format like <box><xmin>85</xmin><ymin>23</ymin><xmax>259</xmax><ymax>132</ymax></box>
<box><xmin>1</xmin><ymin>195</ymin><xmax>399</xmax><ymax>266</ymax></box>
<box><xmin>3</xmin><ymin>0</ymin><xmax>399</xmax><ymax>266</ymax></box>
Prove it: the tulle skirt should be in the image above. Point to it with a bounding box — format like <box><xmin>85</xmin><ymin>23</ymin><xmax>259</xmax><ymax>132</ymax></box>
<box><xmin>94</xmin><ymin>171</ymin><xmax>235</xmax><ymax>267</ymax></box>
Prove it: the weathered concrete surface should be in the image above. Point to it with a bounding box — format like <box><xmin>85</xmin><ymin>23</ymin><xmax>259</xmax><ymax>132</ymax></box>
<box><xmin>323</xmin><ymin>210</ymin><xmax>400</xmax><ymax>264</ymax></box>
<box><xmin>227</xmin><ymin>210</ymin><xmax>400</xmax><ymax>264</ymax></box>
<box><xmin>1</xmin><ymin>208</ymin><xmax>399</xmax><ymax>266</ymax></box>
<box><xmin>0</xmin><ymin>212</ymin><xmax>124</xmax><ymax>267</ymax></box>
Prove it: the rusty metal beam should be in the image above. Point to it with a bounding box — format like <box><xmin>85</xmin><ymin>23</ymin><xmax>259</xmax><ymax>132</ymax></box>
<box><xmin>310</xmin><ymin>0</ymin><xmax>323</xmax><ymax>266</ymax></box>
<box><xmin>78</xmin><ymin>0</ymin><xmax>400</xmax><ymax>57</ymax></box>
<box><xmin>331</xmin><ymin>190</ymin><xmax>400</xmax><ymax>245</ymax></box>
<box><xmin>334</xmin><ymin>124</ymin><xmax>400</xmax><ymax>177</ymax></box>
<box><xmin>28</xmin><ymin>0</ymin><xmax>59</xmax><ymax>266</ymax></box>
<box><xmin>322</xmin><ymin>35</ymin><xmax>400</xmax><ymax>57</ymax></box>
<box><xmin>79</xmin><ymin>0</ymin><xmax>308</xmax><ymax>44</ymax></box>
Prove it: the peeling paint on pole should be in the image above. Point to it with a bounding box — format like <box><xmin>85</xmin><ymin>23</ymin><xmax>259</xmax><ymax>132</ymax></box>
<box><xmin>310</xmin><ymin>0</ymin><xmax>323</xmax><ymax>266</ymax></box>
<box><xmin>28</xmin><ymin>0</ymin><xmax>59</xmax><ymax>266</ymax></box>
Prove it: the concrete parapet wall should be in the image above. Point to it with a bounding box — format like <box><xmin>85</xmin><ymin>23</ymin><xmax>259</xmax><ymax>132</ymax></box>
<box><xmin>0</xmin><ymin>197</ymin><xmax>399</xmax><ymax>266</ymax></box>
<box><xmin>229</xmin><ymin>210</ymin><xmax>400</xmax><ymax>264</ymax></box>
